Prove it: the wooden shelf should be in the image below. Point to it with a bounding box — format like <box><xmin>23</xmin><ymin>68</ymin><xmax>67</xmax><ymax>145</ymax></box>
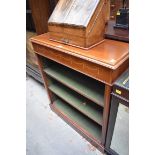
<box><xmin>49</xmin><ymin>81</ymin><xmax>103</xmax><ymax>126</ymax></box>
<box><xmin>44</xmin><ymin>63</ymin><xmax>104</xmax><ymax>107</ymax></box>
<box><xmin>53</xmin><ymin>98</ymin><xmax>102</xmax><ymax>141</ymax></box>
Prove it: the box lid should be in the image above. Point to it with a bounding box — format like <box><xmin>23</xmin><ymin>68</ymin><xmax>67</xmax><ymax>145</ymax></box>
<box><xmin>48</xmin><ymin>0</ymin><xmax>101</xmax><ymax>28</ymax></box>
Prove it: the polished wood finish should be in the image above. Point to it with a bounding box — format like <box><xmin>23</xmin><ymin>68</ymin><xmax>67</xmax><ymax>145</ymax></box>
<box><xmin>31</xmin><ymin>33</ymin><xmax>128</xmax><ymax>68</ymax></box>
<box><xmin>31</xmin><ymin>33</ymin><xmax>128</xmax><ymax>85</ymax></box>
<box><xmin>48</xmin><ymin>0</ymin><xmax>106</xmax><ymax>48</ymax></box>
<box><xmin>31</xmin><ymin>32</ymin><xmax>129</xmax><ymax>152</ymax></box>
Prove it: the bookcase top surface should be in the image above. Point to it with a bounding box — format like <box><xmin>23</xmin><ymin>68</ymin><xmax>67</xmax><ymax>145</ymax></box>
<box><xmin>31</xmin><ymin>33</ymin><xmax>129</xmax><ymax>69</ymax></box>
<box><xmin>48</xmin><ymin>0</ymin><xmax>100</xmax><ymax>27</ymax></box>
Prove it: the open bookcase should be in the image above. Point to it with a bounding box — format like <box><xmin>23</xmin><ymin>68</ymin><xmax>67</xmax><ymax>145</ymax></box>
<box><xmin>31</xmin><ymin>31</ymin><xmax>129</xmax><ymax>153</ymax></box>
<box><xmin>41</xmin><ymin>56</ymin><xmax>105</xmax><ymax>146</ymax></box>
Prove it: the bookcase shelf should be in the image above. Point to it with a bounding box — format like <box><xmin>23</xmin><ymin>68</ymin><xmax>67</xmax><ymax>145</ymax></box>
<box><xmin>42</xmin><ymin>59</ymin><xmax>105</xmax><ymax>142</ymax></box>
<box><xmin>53</xmin><ymin>98</ymin><xmax>102</xmax><ymax>141</ymax></box>
<box><xmin>44</xmin><ymin>63</ymin><xmax>105</xmax><ymax>107</ymax></box>
<box><xmin>49</xmin><ymin>81</ymin><xmax>103</xmax><ymax>126</ymax></box>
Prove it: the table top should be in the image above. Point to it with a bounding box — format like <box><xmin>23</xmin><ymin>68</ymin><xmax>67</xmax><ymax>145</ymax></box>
<box><xmin>31</xmin><ymin>33</ymin><xmax>129</xmax><ymax>70</ymax></box>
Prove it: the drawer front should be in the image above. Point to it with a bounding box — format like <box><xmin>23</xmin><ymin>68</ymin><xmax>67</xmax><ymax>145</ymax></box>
<box><xmin>33</xmin><ymin>43</ymin><xmax>113</xmax><ymax>84</ymax></box>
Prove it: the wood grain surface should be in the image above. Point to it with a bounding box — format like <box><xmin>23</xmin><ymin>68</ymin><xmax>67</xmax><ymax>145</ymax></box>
<box><xmin>48</xmin><ymin>0</ymin><xmax>106</xmax><ymax>48</ymax></box>
<box><xmin>31</xmin><ymin>33</ymin><xmax>129</xmax><ymax>69</ymax></box>
<box><xmin>48</xmin><ymin>0</ymin><xmax>100</xmax><ymax>27</ymax></box>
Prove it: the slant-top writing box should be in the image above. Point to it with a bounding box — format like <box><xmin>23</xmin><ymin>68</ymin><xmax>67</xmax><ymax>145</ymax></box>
<box><xmin>48</xmin><ymin>0</ymin><xmax>107</xmax><ymax>49</ymax></box>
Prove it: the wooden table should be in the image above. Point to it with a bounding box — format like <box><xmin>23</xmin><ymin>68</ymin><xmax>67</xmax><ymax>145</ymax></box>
<box><xmin>31</xmin><ymin>33</ymin><xmax>129</xmax><ymax>153</ymax></box>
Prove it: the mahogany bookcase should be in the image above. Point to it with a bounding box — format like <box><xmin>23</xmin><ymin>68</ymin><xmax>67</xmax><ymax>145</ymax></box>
<box><xmin>31</xmin><ymin>33</ymin><xmax>129</xmax><ymax>153</ymax></box>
